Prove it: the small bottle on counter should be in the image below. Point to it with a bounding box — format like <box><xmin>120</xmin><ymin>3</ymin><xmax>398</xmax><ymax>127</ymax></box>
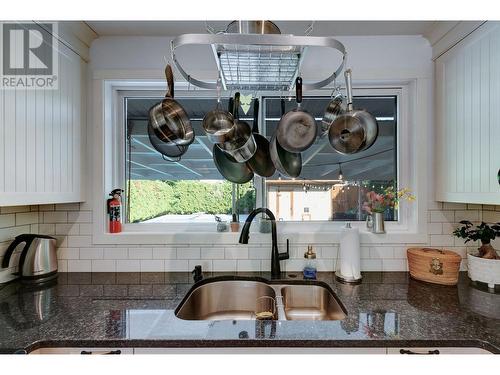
<box><xmin>230</xmin><ymin>213</ymin><xmax>240</xmax><ymax>232</ymax></box>
<box><xmin>303</xmin><ymin>245</ymin><xmax>317</xmax><ymax>279</ymax></box>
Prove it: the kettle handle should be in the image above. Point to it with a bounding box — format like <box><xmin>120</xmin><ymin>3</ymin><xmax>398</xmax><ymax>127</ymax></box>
<box><xmin>1</xmin><ymin>234</ymin><xmax>31</xmax><ymax>269</ymax></box>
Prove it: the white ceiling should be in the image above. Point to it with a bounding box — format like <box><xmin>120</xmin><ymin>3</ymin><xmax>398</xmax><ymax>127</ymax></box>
<box><xmin>86</xmin><ymin>20</ymin><xmax>437</xmax><ymax>38</ymax></box>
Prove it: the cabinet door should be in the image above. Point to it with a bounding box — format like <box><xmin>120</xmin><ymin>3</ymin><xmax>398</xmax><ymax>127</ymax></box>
<box><xmin>0</xmin><ymin>33</ymin><xmax>86</xmax><ymax>206</ymax></box>
<box><xmin>387</xmin><ymin>347</ymin><xmax>492</xmax><ymax>354</ymax></box>
<box><xmin>29</xmin><ymin>347</ymin><xmax>133</xmax><ymax>354</ymax></box>
<box><xmin>435</xmin><ymin>22</ymin><xmax>500</xmax><ymax>204</ymax></box>
<box><xmin>133</xmin><ymin>347</ymin><xmax>387</xmax><ymax>354</ymax></box>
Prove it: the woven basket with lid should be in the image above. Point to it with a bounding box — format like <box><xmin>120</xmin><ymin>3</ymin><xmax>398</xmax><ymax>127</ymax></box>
<box><xmin>407</xmin><ymin>248</ymin><xmax>462</xmax><ymax>286</ymax></box>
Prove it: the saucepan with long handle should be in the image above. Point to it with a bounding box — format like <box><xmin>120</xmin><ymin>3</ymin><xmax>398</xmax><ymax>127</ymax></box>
<box><xmin>328</xmin><ymin>69</ymin><xmax>378</xmax><ymax>154</ymax></box>
<box><xmin>149</xmin><ymin>64</ymin><xmax>195</xmax><ymax>146</ymax></box>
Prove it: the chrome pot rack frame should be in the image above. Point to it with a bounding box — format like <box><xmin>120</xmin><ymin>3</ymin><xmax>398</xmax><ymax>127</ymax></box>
<box><xmin>170</xmin><ymin>33</ymin><xmax>347</xmax><ymax>92</ymax></box>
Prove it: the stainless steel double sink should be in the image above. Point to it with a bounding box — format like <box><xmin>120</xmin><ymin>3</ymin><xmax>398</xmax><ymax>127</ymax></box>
<box><xmin>175</xmin><ymin>277</ymin><xmax>347</xmax><ymax>321</ymax></box>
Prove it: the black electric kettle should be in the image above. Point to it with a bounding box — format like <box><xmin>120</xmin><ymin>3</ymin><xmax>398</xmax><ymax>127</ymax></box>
<box><xmin>1</xmin><ymin>234</ymin><xmax>58</xmax><ymax>283</ymax></box>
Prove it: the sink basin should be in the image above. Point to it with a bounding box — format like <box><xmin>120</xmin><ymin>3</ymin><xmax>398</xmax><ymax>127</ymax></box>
<box><xmin>175</xmin><ymin>280</ymin><xmax>276</xmax><ymax>320</ymax></box>
<box><xmin>281</xmin><ymin>285</ymin><xmax>346</xmax><ymax>321</ymax></box>
<box><xmin>175</xmin><ymin>277</ymin><xmax>347</xmax><ymax>321</ymax></box>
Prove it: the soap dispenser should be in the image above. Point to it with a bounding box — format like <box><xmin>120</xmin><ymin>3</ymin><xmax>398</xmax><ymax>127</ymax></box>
<box><xmin>303</xmin><ymin>246</ymin><xmax>317</xmax><ymax>279</ymax></box>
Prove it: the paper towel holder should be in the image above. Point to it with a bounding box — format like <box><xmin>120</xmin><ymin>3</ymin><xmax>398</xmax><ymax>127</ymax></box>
<box><xmin>335</xmin><ymin>222</ymin><xmax>363</xmax><ymax>284</ymax></box>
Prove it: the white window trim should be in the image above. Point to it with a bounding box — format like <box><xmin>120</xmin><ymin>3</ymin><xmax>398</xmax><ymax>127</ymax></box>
<box><xmin>91</xmin><ymin>78</ymin><xmax>428</xmax><ymax>245</ymax></box>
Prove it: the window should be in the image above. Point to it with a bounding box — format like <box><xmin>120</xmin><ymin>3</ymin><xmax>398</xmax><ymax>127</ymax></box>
<box><xmin>123</xmin><ymin>91</ymin><xmax>397</xmax><ymax>225</ymax></box>
<box><xmin>124</xmin><ymin>96</ymin><xmax>256</xmax><ymax>224</ymax></box>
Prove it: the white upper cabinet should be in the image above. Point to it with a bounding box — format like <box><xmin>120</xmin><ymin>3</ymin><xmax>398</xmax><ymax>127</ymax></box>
<box><xmin>435</xmin><ymin>22</ymin><xmax>500</xmax><ymax>204</ymax></box>
<box><xmin>0</xmin><ymin>26</ymin><xmax>88</xmax><ymax>206</ymax></box>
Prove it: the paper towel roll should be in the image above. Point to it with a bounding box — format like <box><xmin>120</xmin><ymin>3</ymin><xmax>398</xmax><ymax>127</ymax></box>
<box><xmin>339</xmin><ymin>224</ymin><xmax>361</xmax><ymax>280</ymax></box>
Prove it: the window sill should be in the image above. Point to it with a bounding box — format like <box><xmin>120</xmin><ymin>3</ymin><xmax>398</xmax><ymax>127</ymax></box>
<box><xmin>92</xmin><ymin>229</ymin><xmax>428</xmax><ymax>246</ymax></box>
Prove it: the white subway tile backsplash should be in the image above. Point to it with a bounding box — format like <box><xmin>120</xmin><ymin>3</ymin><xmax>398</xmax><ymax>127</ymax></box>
<box><xmin>43</xmin><ymin>211</ymin><xmax>68</xmax><ymax>223</ymax></box>
<box><xmin>58</xmin><ymin>248</ymin><xmax>80</xmax><ymax>260</ymax></box>
<box><xmin>200</xmin><ymin>247</ymin><xmax>225</xmax><ymax>260</ymax></box>
<box><xmin>13</xmin><ymin>201</ymin><xmax>493</xmax><ymax>273</ymax></box>
<box><xmin>482</xmin><ymin>210</ymin><xmax>500</xmax><ymax>223</ymax></box>
<box><xmin>213</xmin><ymin>260</ymin><xmax>237</xmax><ymax>271</ymax></box>
<box><xmin>152</xmin><ymin>247</ymin><xmax>176</xmax><ymax>259</ymax></box>
<box><xmin>176</xmin><ymin>247</ymin><xmax>200</xmax><ymax>259</ymax></box>
<box><xmin>57</xmin><ymin>260</ymin><xmax>68</xmax><ymax>272</ymax></box>
<box><xmin>116</xmin><ymin>260</ymin><xmax>141</xmax><ymax>272</ymax></box>
<box><xmin>104</xmin><ymin>248</ymin><xmax>128</xmax><ymax>260</ymax></box>
<box><xmin>430</xmin><ymin>210</ymin><xmax>454</xmax><ymax>223</ymax></box>
<box><xmin>164</xmin><ymin>259</ymin><xmax>189</xmax><ymax>272</ymax></box>
<box><xmin>249</xmin><ymin>246</ymin><xmax>271</xmax><ymax>259</ymax></box>
<box><xmin>370</xmin><ymin>246</ymin><xmax>394</xmax><ymax>259</ymax></box>
<box><xmin>225</xmin><ymin>246</ymin><xmax>248</xmax><ymax>259</ymax></box>
<box><xmin>56</xmin><ymin>203</ymin><xmax>80</xmax><ymax>211</ymax></box>
<box><xmin>92</xmin><ymin>260</ymin><xmax>116</xmax><ymax>272</ymax></box>
<box><xmin>79</xmin><ymin>248</ymin><xmax>104</xmax><ymax>260</ymax></box>
<box><xmin>67</xmin><ymin>260</ymin><xmax>91</xmax><ymax>272</ymax></box>
<box><xmin>189</xmin><ymin>259</ymin><xmax>213</xmax><ymax>272</ymax></box>
<box><xmin>0</xmin><ymin>214</ymin><xmax>15</xmax><ymax>228</ymax></box>
<box><xmin>237</xmin><ymin>260</ymin><xmax>261</xmax><ymax>271</ymax></box>
<box><xmin>55</xmin><ymin>223</ymin><xmax>79</xmax><ymax>236</ymax></box>
<box><xmin>430</xmin><ymin>234</ymin><xmax>455</xmax><ymax>247</ymax></box>
<box><xmin>140</xmin><ymin>260</ymin><xmax>164</xmax><ymax>272</ymax></box>
<box><xmin>455</xmin><ymin>210</ymin><xmax>480</xmax><ymax>222</ymax></box>
<box><xmin>68</xmin><ymin>211</ymin><xmax>92</xmax><ymax>223</ymax></box>
<box><xmin>68</xmin><ymin>236</ymin><xmax>92</xmax><ymax>248</ymax></box>
<box><xmin>382</xmin><ymin>259</ymin><xmax>407</xmax><ymax>271</ymax></box>
<box><xmin>79</xmin><ymin>224</ymin><xmax>93</xmax><ymax>235</ymax></box>
<box><xmin>128</xmin><ymin>248</ymin><xmax>152</xmax><ymax>259</ymax></box>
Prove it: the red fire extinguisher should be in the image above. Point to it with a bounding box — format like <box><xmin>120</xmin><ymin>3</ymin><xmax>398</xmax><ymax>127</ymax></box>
<box><xmin>107</xmin><ymin>189</ymin><xmax>124</xmax><ymax>233</ymax></box>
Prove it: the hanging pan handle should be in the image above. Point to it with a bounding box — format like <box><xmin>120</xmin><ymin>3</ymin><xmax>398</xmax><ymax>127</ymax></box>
<box><xmin>280</xmin><ymin>98</ymin><xmax>286</xmax><ymax>117</ymax></box>
<box><xmin>252</xmin><ymin>98</ymin><xmax>259</xmax><ymax>133</ymax></box>
<box><xmin>165</xmin><ymin>64</ymin><xmax>174</xmax><ymax>98</ymax></box>
<box><xmin>295</xmin><ymin>77</ymin><xmax>303</xmax><ymax>104</ymax></box>
<box><xmin>233</xmin><ymin>92</ymin><xmax>241</xmax><ymax>119</ymax></box>
<box><xmin>344</xmin><ymin>69</ymin><xmax>353</xmax><ymax>110</ymax></box>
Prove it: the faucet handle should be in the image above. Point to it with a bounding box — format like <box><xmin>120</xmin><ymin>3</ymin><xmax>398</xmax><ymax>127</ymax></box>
<box><xmin>278</xmin><ymin>239</ymin><xmax>290</xmax><ymax>261</ymax></box>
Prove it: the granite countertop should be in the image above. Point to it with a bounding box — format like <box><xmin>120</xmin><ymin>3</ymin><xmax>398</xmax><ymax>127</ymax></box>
<box><xmin>0</xmin><ymin>271</ymin><xmax>498</xmax><ymax>354</ymax></box>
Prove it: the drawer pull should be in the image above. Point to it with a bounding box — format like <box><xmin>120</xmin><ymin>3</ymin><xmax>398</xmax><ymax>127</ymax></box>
<box><xmin>400</xmin><ymin>349</ymin><xmax>440</xmax><ymax>355</ymax></box>
<box><xmin>80</xmin><ymin>350</ymin><xmax>122</xmax><ymax>355</ymax></box>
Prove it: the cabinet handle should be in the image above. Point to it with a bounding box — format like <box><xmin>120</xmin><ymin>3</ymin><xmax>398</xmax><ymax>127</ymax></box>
<box><xmin>399</xmin><ymin>349</ymin><xmax>440</xmax><ymax>355</ymax></box>
<box><xmin>80</xmin><ymin>350</ymin><xmax>121</xmax><ymax>355</ymax></box>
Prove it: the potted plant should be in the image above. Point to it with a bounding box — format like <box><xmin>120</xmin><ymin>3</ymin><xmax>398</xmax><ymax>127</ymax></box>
<box><xmin>362</xmin><ymin>186</ymin><xmax>415</xmax><ymax>234</ymax></box>
<box><xmin>453</xmin><ymin>221</ymin><xmax>500</xmax><ymax>289</ymax></box>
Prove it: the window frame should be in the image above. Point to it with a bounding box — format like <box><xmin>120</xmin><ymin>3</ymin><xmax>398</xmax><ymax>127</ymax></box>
<box><xmin>92</xmin><ymin>79</ymin><xmax>427</xmax><ymax>245</ymax></box>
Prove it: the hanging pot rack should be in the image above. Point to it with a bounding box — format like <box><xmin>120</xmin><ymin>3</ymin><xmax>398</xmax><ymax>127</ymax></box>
<box><xmin>170</xmin><ymin>31</ymin><xmax>347</xmax><ymax>92</ymax></box>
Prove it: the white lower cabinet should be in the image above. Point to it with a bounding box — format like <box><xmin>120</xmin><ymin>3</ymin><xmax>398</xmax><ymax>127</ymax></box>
<box><xmin>29</xmin><ymin>347</ymin><xmax>133</xmax><ymax>354</ymax></box>
<box><xmin>387</xmin><ymin>347</ymin><xmax>492</xmax><ymax>354</ymax></box>
<box><xmin>29</xmin><ymin>346</ymin><xmax>492</xmax><ymax>354</ymax></box>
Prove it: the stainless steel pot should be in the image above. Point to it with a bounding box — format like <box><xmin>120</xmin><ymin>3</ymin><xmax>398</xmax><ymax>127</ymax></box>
<box><xmin>276</xmin><ymin>77</ymin><xmax>317</xmax><ymax>153</ymax></box>
<box><xmin>225</xmin><ymin>21</ymin><xmax>281</xmax><ymax>35</ymax></box>
<box><xmin>321</xmin><ymin>93</ymin><xmax>345</xmax><ymax>136</ymax></box>
<box><xmin>149</xmin><ymin>65</ymin><xmax>195</xmax><ymax>146</ymax></box>
<box><xmin>220</xmin><ymin>93</ymin><xmax>257</xmax><ymax>163</ymax></box>
<box><xmin>202</xmin><ymin>78</ymin><xmax>235</xmax><ymax>144</ymax></box>
<box><xmin>328</xmin><ymin>69</ymin><xmax>378</xmax><ymax>154</ymax></box>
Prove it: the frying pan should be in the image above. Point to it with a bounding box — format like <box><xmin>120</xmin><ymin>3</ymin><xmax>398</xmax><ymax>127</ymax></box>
<box><xmin>321</xmin><ymin>92</ymin><xmax>345</xmax><ymax>136</ymax></box>
<box><xmin>246</xmin><ymin>98</ymin><xmax>276</xmax><ymax>177</ymax></box>
<box><xmin>149</xmin><ymin>64</ymin><xmax>194</xmax><ymax>146</ymax></box>
<box><xmin>276</xmin><ymin>76</ymin><xmax>317</xmax><ymax>153</ymax></box>
<box><xmin>328</xmin><ymin>69</ymin><xmax>378</xmax><ymax>154</ymax></box>
<box><xmin>270</xmin><ymin>99</ymin><xmax>302</xmax><ymax>178</ymax></box>
<box><xmin>212</xmin><ymin>96</ymin><xmax>254</xmax><ymax>184</ymax></box>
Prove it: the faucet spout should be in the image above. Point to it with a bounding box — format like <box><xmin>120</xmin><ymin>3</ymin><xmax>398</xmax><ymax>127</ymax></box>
<box><xmin>238</xmin><ymin>208</ymin><xmax>289</xmax><ymax>278</ymax></box>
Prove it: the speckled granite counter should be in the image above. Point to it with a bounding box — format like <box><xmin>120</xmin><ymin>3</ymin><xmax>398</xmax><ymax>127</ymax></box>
<box><xmin>0</xmin><ymin>272</ymin><xmax>498</xmax><ymax>354</ymax></box>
